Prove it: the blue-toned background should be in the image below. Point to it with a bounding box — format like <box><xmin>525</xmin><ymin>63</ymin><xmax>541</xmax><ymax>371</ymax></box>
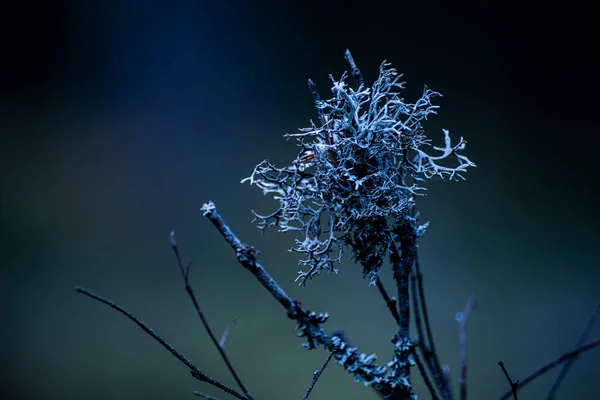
<box><xmin>2</xmin><ymin>2</ymin><xmax>599</xmax><ymax>399</ymax></box>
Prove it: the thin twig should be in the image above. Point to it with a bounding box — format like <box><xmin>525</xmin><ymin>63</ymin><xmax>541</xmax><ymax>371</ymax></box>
<box><xmin>456</xmin><ymin>296</ymin><xmax>476</xmax><ymax>400</ymax></box>
<box><xmin>545</xmin><ymin>301</ymin><xmax>600</xmax><ymax>400</ymax></box>
<box><xmin>202</xmin><ymin>202</ymin><xmax>300</xmax><ymax>314</ymax></box>
<box><xmin>307</xmin><ymin>79</ymin><xmax>325</xmax><ymax>121</ymax></box>
<box><xmin>415</xmin><ymin>254</ymin><xmax>452</xmax><ymax>400</ymax></box>
<box><xmin>75</xmin><ymin>286</ymin><xmax>249</xmax><ymax>400</ymax></box>
<box><xmin>193</xmin><ymin>392</ymin><xmax>222</xmax><ymax>400</ymax></box>
<box><xmin>498</xmin><ymin>361</ymin><xmax>519</xmax><ymax>400</ymax></box>
<box><xmin>170</xmin><ymin>231</ymin><xmax>253</xmax><ymax>400</ymax></box>
<box><xmin>410</xmin><ymin>270</ymin><xmax>442</xmax><ymax>400</ymax></box>
<box><xmin>498</xmin><ymin>337</ymin><xmax>600</xmax><ymax>400</ymax></box>
<box><xmin>442</xmin><ymin>365</ymin><xmax>453</xmax><ymax>399</ymax></box>
<box><xmin>220</xmin><ymin>319</ymin><xmax>237</xmax><ymax>348</ymax></box>
<box><xmin>307</xmin><ymin>79</ymin><xmax>337</xmax><ymax>168</ymax></box>
<box><xmin>411</xmin><ymin>343</ymin><xmax>442</xmax><ymax>400</ymax></box>
<box><xmin>302</xmin><ymin>351</ymin><xmax>335</xmax><ymax>400</ymax></box>
<box><xmin>202</xmin><ymin>201</ymin><xmax>408</xmax><ymax>397</ymax></box>
<box><xmin>375</xmin><ymin>276</ymin><xmax>401</xmax><ymax>325</ymax></box>
<box><xmin>344</xmin><ymin>49</ymin><xmax>364</xmax><ymax>87</ymax></box>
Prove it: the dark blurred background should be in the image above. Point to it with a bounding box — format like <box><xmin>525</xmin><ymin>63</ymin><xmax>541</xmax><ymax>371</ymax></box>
<box><xmin>1</xmin><ymin>1</ymin><xmax>599</xmax><ymax>399</ymax></box>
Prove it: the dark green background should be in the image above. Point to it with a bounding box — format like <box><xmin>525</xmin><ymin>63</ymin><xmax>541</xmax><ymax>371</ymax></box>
<box><xmin>2</xmin><ymin>1</ymin><xmax>599</xmax><ymax>399</ymax></box>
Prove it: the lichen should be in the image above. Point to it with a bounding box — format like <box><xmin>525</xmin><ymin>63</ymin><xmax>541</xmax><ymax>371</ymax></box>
<box><xmin>243</xmin><ymin>60</ymin><xmax>475</xmax><ymax>285</ymax></box>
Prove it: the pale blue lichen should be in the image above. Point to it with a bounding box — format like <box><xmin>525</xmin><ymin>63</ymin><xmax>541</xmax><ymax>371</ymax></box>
<box><xmin>243</xmin><ymin>60</ymin><xmax>474</xmax><ymax>285</ymax></box>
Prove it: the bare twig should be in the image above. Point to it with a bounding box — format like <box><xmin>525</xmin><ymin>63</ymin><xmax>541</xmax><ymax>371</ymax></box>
<box><xmin>202</xmin><ymin>201</ymin><xmax>414</xmax><ymax>398</ymax></box>
<box><xmin>375</xmin><ymin>276</ymin><xmax>401</xmax><ymax>325</ymax></box>
<box><xmin>344</xmin><ymin>49</ymin><xmax>364</xmax><ymax>87</ymax></box>
<box><xmin>545</xmin><ymin>301</ymin><xmax>600</xmax><ymax>399</ymax></box>
<box><xmin>499</xmin><ymin>337</ymin><xmax>600</xmax><ymax>400</ymax></box>
<box><xmin>413</xmin><ymin>254</ymin><xmax>452</xmax><ymax>400</ymax></box>
<box><xmin>302</xmin><ymin>350</ymin><xmax>335</xmax><ymax>400</ymax></box>
<box><xmin>307</xmin><ymin>79</ymin><xmax>325</xmax><ymax>121</ymax></box>
<box><xmin>442</xmin><ymin>365</ymin><xmax>453</xmax><ymax>399</ymax></box>
<box><xmin>201</xmin><ymin>202</ymin><xmax>301</xmax><ymax>314</ymax></box>
<box><xmin>456</xmin><ymin>296</ymin><xmax>476</xmax><ymax>400</ymax></box>
<box><xmin>220</xmin><ymin>319</ymin><xmax>237</xmax><ymax>348</ymax></box>
<box><xmin>170</xmin><ymin>231</ymin><xmax>253</xmax><ymax>399</ymax></box>
<box><xmin>410</xmin><ymin>271</ymin><xmax>442</xmax><ymax>400</ymax></box>
<box><xmin>411</xmin><ymin>343</ymin><xmax>442</xmax><ymax>400</ymax></box>
<box><xmin>498</xmin><ymin>361</ymin><xmax>519</xmax><ymax>400</ymax></box>
<box><xmin>75</xmin><ymin>286</ymin><xmax>250</xmax><ymax>400</ymax></box>
<box><xmin>193</xmin><ymin>392</ymin><xmax>222</xmax><ymax>399</ymax></box>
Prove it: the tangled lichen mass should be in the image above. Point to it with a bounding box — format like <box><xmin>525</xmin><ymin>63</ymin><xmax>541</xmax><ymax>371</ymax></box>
<box><xmin>243</xmin><ymin>60</ymin><xmax>475</xmax><ymax>284</ymax></box>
